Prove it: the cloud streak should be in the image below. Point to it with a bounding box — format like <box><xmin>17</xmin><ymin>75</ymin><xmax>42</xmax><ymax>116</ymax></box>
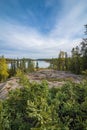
<box><xmin>0</xmin><ymin>0</ymin><xmax>87</xmax><ymax>58</ymax></box>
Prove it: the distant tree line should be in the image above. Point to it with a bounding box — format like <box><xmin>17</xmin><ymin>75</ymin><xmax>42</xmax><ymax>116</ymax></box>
<box><xmin>49</xmin><ymin>25</ymin><xmax>87</xmax><ymax>74</ymax></box>
<box><xmin>9</xmin><ymin>58</ymin><xmax>35</xmax><ymax>77</ymax></box>
<box><xmin>0</xmin><ymin>57</ymin><xmax>36</xmax><ymax>82</ymax></box>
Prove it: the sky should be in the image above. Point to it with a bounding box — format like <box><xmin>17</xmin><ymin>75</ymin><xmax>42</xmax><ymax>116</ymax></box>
<box><xmin>0</xmin><ymin>0</ymin><xmax>87</xmax><ymax>59</ymax></box>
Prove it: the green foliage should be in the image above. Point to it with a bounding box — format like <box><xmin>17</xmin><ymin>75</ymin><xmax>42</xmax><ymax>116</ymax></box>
<box><xmin>0</xmin><ymin>100</ymin><xmax>3</xmax><ymax>130</ymax></box>
<box><xmin>49</xmin><ymin>26</ymin><xmax>87</xmax><ymax>74</ymax></box>
<box><xmin>82</xmin><ymin>69</ymin><xmax>87</xmax><ymax>76</ymax></box>
<box><xmin>16</xmin><ymin>68</ymin><xmax>24</xmax><ymax>77</ymax></box>
<box><xmin>9</xmin><ymin>59</ymin><xmax>17</xmax><ymax>77</ymax></box>
<box><xmin>20</xmin><ymin>58</ymin><xmax>26</xmax><ymax>72</ymax></box>
<box><xmin>27</xmin><ymin>60</ymin><xmax>35</xmax><ymax>72</ymax></box>
<box><xmin>36</xmin><ymin>61</ymin><xmax>39</xmax><ymax>71</ymax></box>
<box><xmin>8</xmin><ymin>58</ymin><xmax>35</xmax><ymax>77</ymax></box>
<box><xmin>54</xmin><ymin>82</ymin><xmax>87</xmax><ymax>129</ymax></box>
<box><xmin>70</xmin><ymin>47</ymin><xmax>81</xmax><ymax>74</ymax></box>
<box><xmin>0</xmin><ymin>74</ymin><xmax>87</xmax><ymax>129</ymax></box>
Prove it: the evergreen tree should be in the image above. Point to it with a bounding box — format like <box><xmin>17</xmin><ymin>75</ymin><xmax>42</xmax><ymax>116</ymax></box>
<box><xmin>80</xmin><ymin>25</ymin><xmax>87</xmax><ymax>71</ymax></box>
<box><xmin>65</xmin><ymin>52</ymin><xmax>69</xmax><ymax>71</ymax></box>
<box><xmin>36</xmin><ymin>61</ymin><xmax>39</xmax><ymax>70</ymax></box>
<box><xmin>49</xmin><ymin>58</ymin><xmax>54</xmax><ymax>69</ymax></box>
<box><xmin>70</xmin><ymin>47</ymin><xmax>81</xmax><ymax>74</ymax></box>
<box><xmin>81</xmin><ymin>39</ymin><xmax>87</xmax><ymax>70</ymax></box>
<box><xmin>27</xmin><ymin>60</ymin><xmax>35</xmax><ymax>72</ymax></box>
<box><xmin>22</xmin><ymin>58</ymin><xmax>26</xmax><ymax>72</ymax></box>
<box><xmin>58</xmin><ymin>51</ymin><xmax>65</xmax><ymax>70</ymax></box>
<box><xmin>16</xmin><ymin>58</ymin><xmax>20</xmax><ymax>69</ymax></box>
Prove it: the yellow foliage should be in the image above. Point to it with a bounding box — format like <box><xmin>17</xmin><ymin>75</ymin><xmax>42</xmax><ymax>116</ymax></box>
<box><xmin>0</xmin><ymin>56</ymin><xmax>9</xmax><ymax>81</ymax></box>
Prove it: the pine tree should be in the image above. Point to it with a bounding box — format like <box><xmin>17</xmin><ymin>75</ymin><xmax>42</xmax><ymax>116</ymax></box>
<box><xmin>27</xmin><ymin>60</ymin><xmax>35</xmax><ymax>72</ymax></box>
<box><xmin>65</xmin><ymin>52</ymin><xmax>68</xmax><ymax>71</ymax></box>
<box><xmin>58</xmin><ymin>51</ymin><xmax>65</xmax><ymax>70</ymax></box>
<box><xmin>80</xmin><ymin>25</ymin><xmax>87</xmax><ymax>71</ymax></box>
<box><xmin>36</xmin><ymin>61</ymin><xmax>39</xmax><ymax>70</ymax></box>
<box><xmin>70</xmin><ymin>47</ymin><xmax>81</xmax><ymax>74</ymax></box>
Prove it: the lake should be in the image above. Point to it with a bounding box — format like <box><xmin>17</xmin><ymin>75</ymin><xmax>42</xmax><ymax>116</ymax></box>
<box><xmin>35</xmin><ymin>61</ymin><xmax>50</xmax><ymax>68</ymax></box>
<box><xmin>8</xmin><ymin>60</ymin><xmax>50</xmax><ymax>69</ymax></box>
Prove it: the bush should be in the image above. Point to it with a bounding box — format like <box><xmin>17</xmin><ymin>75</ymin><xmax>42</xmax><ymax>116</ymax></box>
<box><xmin>0</xmin><ymin>76</ymin><xmax>87</xmax><ymax>130</ymax></box>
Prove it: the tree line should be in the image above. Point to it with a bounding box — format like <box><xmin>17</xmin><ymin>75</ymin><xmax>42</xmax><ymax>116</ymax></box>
<box><xmin>49</xmin><ymin>25</ymin><xmax>87</xmax><ymax>74</ymax></box>
<box><xmin>0</xmin><ymin>57</ymin><xmax>36</xmax><ymax>82</ymax></box>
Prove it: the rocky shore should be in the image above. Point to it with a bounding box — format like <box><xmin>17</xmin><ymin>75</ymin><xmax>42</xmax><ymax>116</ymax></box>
<box><xmin>0</xmin><ymin>70</ymin><xmax>82</xmax><ymax>99</ymax></box>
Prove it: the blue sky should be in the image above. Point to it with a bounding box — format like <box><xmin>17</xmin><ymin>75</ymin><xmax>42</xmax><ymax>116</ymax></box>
<box><xmin>0</xmin><ymin>0</ymin><xmax>87</xmax><ymax>58</ymax></box>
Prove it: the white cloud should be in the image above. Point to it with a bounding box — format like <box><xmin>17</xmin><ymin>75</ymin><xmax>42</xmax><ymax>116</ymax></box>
<box><xmin>50</xmin><ymin>0</ymin><xmax>87</xmax><ymax>38</ymax></box>
<box><xmin>0</xmin><ymin>0</ymin><xmax>87</xmax><ymax>58</ymax></box>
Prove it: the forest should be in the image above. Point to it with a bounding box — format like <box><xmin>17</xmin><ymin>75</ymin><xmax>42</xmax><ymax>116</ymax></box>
<box><xmin>0</xmin><ymin>26</ymin><xmax>87</xmax><ymax>130</ymax></box>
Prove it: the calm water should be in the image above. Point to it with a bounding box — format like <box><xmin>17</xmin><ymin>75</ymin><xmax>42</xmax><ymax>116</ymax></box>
<box><xmin>35</xmin><ymin>61</ymin><xmax>50</xmax><ymax>68</ymax></box>
<box><xmin>8</xmin><ymin>61</ymin><xmax>50</xmax><ymax>69</ymax></box>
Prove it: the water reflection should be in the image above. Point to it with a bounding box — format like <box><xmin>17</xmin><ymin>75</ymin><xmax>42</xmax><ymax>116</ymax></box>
<box><xmin>35</xmin><ymin>61</ymin><xmax>50</xmax><ymax>68</ymax></box>
<box><xmin>8</xmin><ymin>60</ymin><xmax>50</xmax><ymax>69</ymax></box>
